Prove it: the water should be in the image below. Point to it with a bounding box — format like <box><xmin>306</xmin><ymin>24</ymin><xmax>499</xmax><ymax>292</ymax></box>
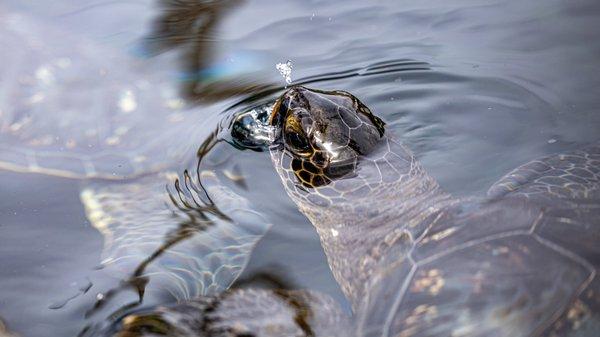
<box><xmin>1</xmin><ymin>0</ymin><xmax>600</xmax><ymax>336</ymax></box>
<box><xmin>276</xmin><ymin>60</ymin><xmax>294</xmax><ymax>85</ymax></box>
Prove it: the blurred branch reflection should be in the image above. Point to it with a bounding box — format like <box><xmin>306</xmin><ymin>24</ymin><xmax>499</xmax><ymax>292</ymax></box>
<box><xmin>143</xmin><ymin>0</ymin><xmax>275</xmax><ymax>103</ymax></box>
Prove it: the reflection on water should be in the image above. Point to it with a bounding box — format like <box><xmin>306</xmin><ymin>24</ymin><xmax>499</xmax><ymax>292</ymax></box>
<box><xmin>141</xmin><ymin>0</ymin><xmax>276</xmax><ymax>103</ymax></box>
<box><xmin>104</xmin><ymin>268</ymin><xmax>302</xmax><ymax>336</ymax></box>
<box><xmin>77</xmin><ymin>130</ymin><xmax>276</xmax><ymax>335</ymax></box>
<box><xmin>0</xmin><ymin>318</ymin><xmax>17</xmax><ymax>337</ymax></box>
<box><xmin>105</xmin><ymin>269</ymin><xmax>348</xmax><ymax>337</ymax></box>
<box><xmin>1</xmin><ymin>0</ymin><xmax>600</xmax><ymax>336</ymax></box>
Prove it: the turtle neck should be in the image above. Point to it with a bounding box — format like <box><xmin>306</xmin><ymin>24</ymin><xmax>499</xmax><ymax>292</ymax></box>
<box><xmin>271</xmin><ymin>137</ymin><xmax>457</xmax><ymax>310</ymax></box>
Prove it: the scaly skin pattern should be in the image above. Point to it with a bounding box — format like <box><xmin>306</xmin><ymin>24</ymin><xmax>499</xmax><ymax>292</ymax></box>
<box><xmin>271</xmin><ymin>134</ymin><xmax>456</xmax><ymax>309</ymax></box>
<box><xmin>269</xmin><ymin>87</ymin><xmax>600</xmax><ymax>337</ymax></box>
<box><xmin>108</xmin><ymin>87</ymin><xmax>599</xmax><ymax>337</ymax></box>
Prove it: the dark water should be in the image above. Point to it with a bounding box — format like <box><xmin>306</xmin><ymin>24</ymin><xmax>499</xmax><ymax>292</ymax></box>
<box><xmin>1</xmin><ymin>0</ymin><xmax>600</xmax><ymax>336</ymax></box>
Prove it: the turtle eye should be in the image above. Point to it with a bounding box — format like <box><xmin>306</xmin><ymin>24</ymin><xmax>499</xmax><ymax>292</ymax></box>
<box><xmin>285</xmin><ymin>130</ymin><xmax>311</xmax><ymax>155</ymax></box>
<box><xmin>284</xmin><ymin>113</ymin><xmax>312</xmax><ymax>156</ymax></box>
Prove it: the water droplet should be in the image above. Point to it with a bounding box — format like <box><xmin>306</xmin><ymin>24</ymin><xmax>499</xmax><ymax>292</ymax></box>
<box><xmin>118</xmin><ymin>90</ymin><xmax>137</xmax><ymax>113</ymax></box>
<box><xmin>35</xmin><ymin>66</ymin><xmax>55</xmax><ymax>85</ymax></box>
<box><xmin>276</xmin><ymin>60</ymin><xmax>293</xmax><ymax>86</ymax></box>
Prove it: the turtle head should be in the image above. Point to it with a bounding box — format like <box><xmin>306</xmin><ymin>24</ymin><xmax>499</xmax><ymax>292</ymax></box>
<box><xmin>269</xmin><ymin>86</ymin><xmax>385</xmax><ymax>188</ymax></box>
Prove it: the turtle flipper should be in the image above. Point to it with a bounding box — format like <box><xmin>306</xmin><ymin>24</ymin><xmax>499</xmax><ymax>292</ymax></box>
<box><xmin>81</xmin><ymin>170</ymin><xmax>271</xmax><ymax>302</ymax></box>
<box><xmin>488</xmin><ymin>142</ymin><xmax>600</xmax><ymax>203</ymax></box>
<box><xmin>110</xmin><ymin>289</ymin><xmax>350</xmax><ymax>337</ymax></box>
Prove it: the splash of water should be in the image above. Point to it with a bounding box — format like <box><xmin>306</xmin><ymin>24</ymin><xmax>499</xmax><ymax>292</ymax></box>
<box><xmin>276</xmin><ymin>60</ymin><xmax>293</xmax><ymax>86</ymax></box>
<box><xmin>231</xmin><ymin>104</ymin><xmax>278</xmax><ymax>150</ymax></box>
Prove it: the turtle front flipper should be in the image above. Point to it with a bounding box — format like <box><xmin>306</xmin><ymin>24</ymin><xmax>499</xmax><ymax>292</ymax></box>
<box><xmin>108</xmin><ymin>289</ymin><xmax>350</xmax><ymax>337</ymax></box>
<box><xmin>81</xmin><ymin>170</ymin><xmax>271</xmax><ymax>306</ymax></box>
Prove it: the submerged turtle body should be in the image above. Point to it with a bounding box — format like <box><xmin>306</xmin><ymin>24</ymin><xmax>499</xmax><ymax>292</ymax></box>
<box><xmin>0</xmin><ymin>4</ymin><xmax>273</xmax><ymax>320</ymax></box>
<box><xmin>269</xmin><ymin>87</ymin><xmax>600</xmax><ymax>337</ymax></box>
<box><xmin>112</xmin><ymin>87</ymin><xmax>600</xmax><ymax>337</ymax></box>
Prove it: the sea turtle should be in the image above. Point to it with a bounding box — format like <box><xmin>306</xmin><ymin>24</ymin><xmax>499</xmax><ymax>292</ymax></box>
<box><xmin>109</xmin><ymin>86</ymin><xmax>600</xmax><ymax>337</ymax></box>
<box><xmin>0</xmin><ymin>3</ymin><xmax>273</xmax><ymax>312</ymax></box>
<box><xmin>0</xmin><ymin>4</ymin><xmax>432</xmax><ymax>330</ymax></box>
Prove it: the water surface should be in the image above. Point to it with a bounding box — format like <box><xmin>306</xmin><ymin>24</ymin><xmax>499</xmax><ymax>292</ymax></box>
<box><xmin>1</xmin><ymin>0</ymin><xmax>600</xmax><ymax>336</ymax></box>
